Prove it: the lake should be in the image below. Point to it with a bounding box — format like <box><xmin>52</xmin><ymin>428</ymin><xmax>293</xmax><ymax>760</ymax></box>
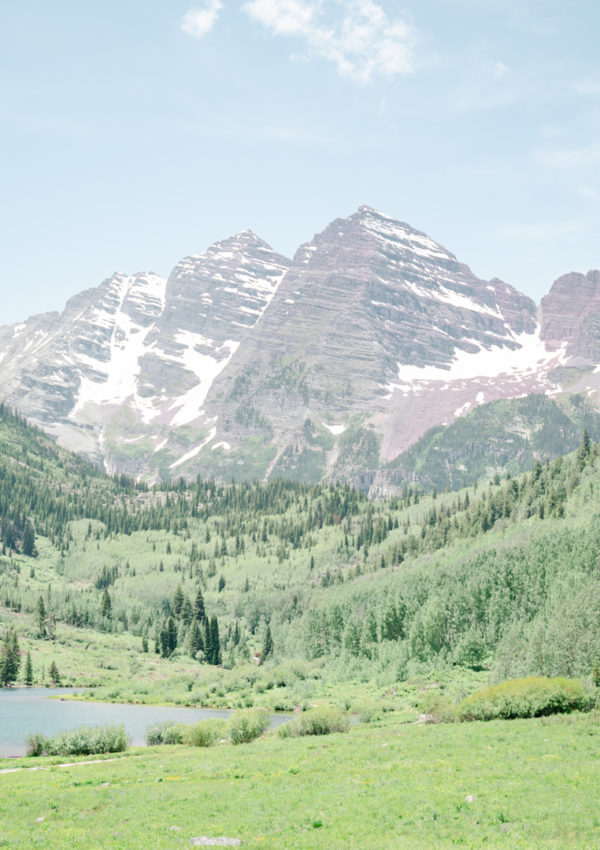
<box><xmin>0</xmin><ymin>688</ymin><xmax>288</xmax><ymax>757</ymax></box>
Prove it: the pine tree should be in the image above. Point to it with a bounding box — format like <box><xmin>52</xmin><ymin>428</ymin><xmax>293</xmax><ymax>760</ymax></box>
<box><xmin>210</xmin><ymin>616</ymin><xmax>221</xmax><ymax>666</ymax></box>
<box><xmin>194</xmin><ymin>587</ymin><xmax>206</xmax><ymax>623</ymax></box>
<box><xmin>577</xmin><ymin>428</ymin><xmax>592</xmax><ymax>469</ymax></box>
<box><xmin>172</xmin><ymin>583</ymin><xmax>184</xmax><ymax>618</ymax></box>
<box><xmin>166</xmin><ymin>617</ymin><xmax>177</xmax><ymax>656</ymax></box>
<box><xmin>261</xmin><ymin>624</ymin><xmax>274</xmax><ymax>664</ymax></box>
<box><xmin>24</xmin><ymin>650</ymin><xmax>33</xmax><ymax>685</ymax></box>
<box><xmin>48</xmin><ymin>660</ymin><xmax>60</xmax><ymax>685</ymax></box>
<box><xmin>204</xmin><ymin>617</ymin><xmax>212</xmax><ymax>663</ymax></box>
<box><xmin>141</xmin><ymin>635</ymin><xmax>149</xmax><ymax>653</ymax></box>
<box><xmin>189</xmin><ymin>619</ymin><xmax>204</xmax><ymax>657</ymax></box>
<box><xmin>101</xmin><ymin>589</ymin><xmax>112</xmax><ymax>619</ymax></box>
<box><xmin>0</xmin><ymin>629</ymin><xmax>20</xmax><ymax>686</ymax></box>
<box><xmin>36</xmin><ymin>596</ymin><xmax>46</xmax><ymax>638</ymax></box>
<box><xmin>180</xmin><ymin>596</ymin><xmax>193</xmax><ymax>625</ymax></box>
<box><xmin>22</xmin><ymin>521</ymin><xmax>36</xmax><ymax>557</ymax></box>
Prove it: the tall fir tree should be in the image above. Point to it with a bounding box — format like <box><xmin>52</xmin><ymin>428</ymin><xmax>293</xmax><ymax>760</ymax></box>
<box><xmin>36</xmin><ymin>596</ymin><xmax>46</xmax><ymax>638</ymax></box>
<box><xmin>261</xmin><ymin>624</ymin><xmax>274</xmax><ymax>664</ymax></box>
<box><xmin>204</xmin><ymin>617</ymin><xmax>213</xmax><ymax>663</ymax></box>
<box><xmin>0</xmin><ymin>629</ymin><xmax>20</xmax><ymax>686</ymax></box>
<box><xmin>194</xmin><ymin>587</ymin><xmax>206</xmax><ymax>623</ymax></box>
<box><xmin>210</xmin><ymin>616</ymin><xmax>221</xmax><ymax>666</ymax></box>
<box><xmin>22</xmin><ymin>521</ymin><xmax>36</xmax><ymax>557</ymax></box>
<box><xmin>172</xmin><ymin>584</ymin><xmax>184</xmax><ymax>618</ymax></box>
<box><xmin>24</xmin><ymin>650</ymin><xmax>33</xmax><ymax>686</ymax></box>
<box><xmin>101</xmin><ymin>589</ymin><xmax>112</xmax><ymax>619</ymax></box>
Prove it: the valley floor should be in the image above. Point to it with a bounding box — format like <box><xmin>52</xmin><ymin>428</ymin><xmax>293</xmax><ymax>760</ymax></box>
<box><xmin>1</xmin><ymin>710</ymin><xmax>599</xmax><ymax>848</ymax></box>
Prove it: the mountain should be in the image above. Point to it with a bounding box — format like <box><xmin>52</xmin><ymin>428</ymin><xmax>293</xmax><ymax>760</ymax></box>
<box><xmin>0</xmin><ymin>232</ymin><xmax>290</xmax><ymax>477</ymax></box>
<box><xmin>0</xmin><ymin>206</ymin><xmax>598</xmax><ymax>488</ymax></box>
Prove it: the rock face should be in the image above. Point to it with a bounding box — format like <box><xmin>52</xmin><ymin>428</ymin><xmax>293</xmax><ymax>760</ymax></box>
<box><xmin>0</xmin><ymin>233</ymin><xmax>289</xmax><ymax>477</ymax></box>
<box><xmin>0</xmin><ymin>206</ymin><xmax>598</xmax><ymax>489</ymax></box>
<box><xmin>541</xmin><ymin>270</ymin><xmax>600</xmax><ymax>360</ymax></box>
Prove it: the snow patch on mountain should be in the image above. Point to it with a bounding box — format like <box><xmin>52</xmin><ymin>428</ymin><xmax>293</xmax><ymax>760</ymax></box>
<box><xmin>387</xmin><ymin>328</ymin><xmax>567</xmax><ymax>396</ymax></box>
<box><xmin>167</xmin><ymin>333</ymin><xmax>240</xmax><ymax>427</ymax></box>
<box><xmin>71</xmin><ymin>273</ymin><xmax>167</xmax><ymax>420</ymax></box>
<box><xmin>322</xmin><ymin>422</ymin><xmax>347</xmax><ymax>436</ymax></box>
<box><xmin>170</xmin><ymin>426</ymin><xmax>217</xmax><ymax>470</ymax></box>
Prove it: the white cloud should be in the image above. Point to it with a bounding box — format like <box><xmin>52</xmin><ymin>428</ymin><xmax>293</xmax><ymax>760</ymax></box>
<box><xmin>182</xmin><ymin>0</ymin><xmax>223</xmax><ymax>38</ymax></box>
<box><xmin>243</xmin><ymin>0</ymin><xmax>414</xmax><ymax>84</ymax></box>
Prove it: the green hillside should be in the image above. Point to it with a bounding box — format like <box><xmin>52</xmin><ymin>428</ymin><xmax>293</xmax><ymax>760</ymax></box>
<box><xmin>387</xmin><ymin>392</ymin><xmax>600</xmax><ymax>491</ymax></box>
<box><xmin>1</xmin><ymin>402</ymin><xmax>600</xmax><ymax>710</ymax></box>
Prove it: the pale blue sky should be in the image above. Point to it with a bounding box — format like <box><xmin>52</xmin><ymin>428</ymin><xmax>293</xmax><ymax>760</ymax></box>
<box><xmin>2</xmin><ymin>0</ymin><xmax>599</xmax><ymax>323</ymax></box>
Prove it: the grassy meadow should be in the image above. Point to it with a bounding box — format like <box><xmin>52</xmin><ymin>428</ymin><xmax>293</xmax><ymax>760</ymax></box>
<box><xmin>2</xmin><ymin>709</ymin><xmax>600</xmax><ymax>848</ymax></box>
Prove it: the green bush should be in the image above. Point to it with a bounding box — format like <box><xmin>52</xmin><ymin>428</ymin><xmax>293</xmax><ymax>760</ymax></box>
<box><xmin>458</xmin><ymin>676</ymin><xmax>590</xmax><ymax>722</ymax></box>
<box><xmin>181</xmin><ymin>719</ymin><xmax>228</xmax><ymax>747</ymax></box>
<box><xmin>26</xmin><ymin>733</ymin><xmax>46</xmax><ymax>757</ymax></box>
<box><xmin>354</xmin><ymin>700</ymin><xmax>380</xmax><ymax>724</ymax></box>
<box><xmin>28</xmin><ymin>724</ymin><xmax>128</xmax><ymax>756</ymax></box>
<box><xmin>278</xmin><ymin>707</ymin><xmax>349</xmax><ymax>738</ymax></box>
<box><xmin>229</xmin><ymin>707</ymin><xmax>270</xmax><ymax>744</ymax></box>
<box><xmin>145</xmin><ymin>721</ymin><xmax>182</xmax><ymax>746</ymax></box>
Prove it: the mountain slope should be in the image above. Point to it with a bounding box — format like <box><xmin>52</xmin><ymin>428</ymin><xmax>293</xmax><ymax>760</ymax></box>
<box><xmin>0</xmin><ymin>206</ymin><xmax>598</xmax><ymax>488</ymax></box>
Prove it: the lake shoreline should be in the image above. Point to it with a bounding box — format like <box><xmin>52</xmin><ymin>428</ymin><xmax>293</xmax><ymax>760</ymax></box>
<box><xmin>0</xmin><ymin>687</ymin><xmax>290</xmax><ymax>758</ymax></box>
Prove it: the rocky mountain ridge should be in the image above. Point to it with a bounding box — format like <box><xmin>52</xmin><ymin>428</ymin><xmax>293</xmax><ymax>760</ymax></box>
<box><xmin>0</xmin><ymin>206</ymin><xmax>598</xmax><ymax>490</ymax></box>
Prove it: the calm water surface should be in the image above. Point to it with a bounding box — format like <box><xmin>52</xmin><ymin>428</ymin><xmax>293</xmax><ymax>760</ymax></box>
<box><xmin>0</xmin><ymin>688</ymin><xmax>287</xmax><ymax>757</ymax></box>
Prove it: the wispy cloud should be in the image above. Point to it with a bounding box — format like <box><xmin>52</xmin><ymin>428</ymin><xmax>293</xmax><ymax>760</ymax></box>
<box><xmin>450</xmin><ymin>59</ymin><xmax>517</xmax><ymax>112</ymax></box>
<box><xmin>243</xmin><ymin>0</ymin><xmax>415</xmax><ymax>84</ymax></box>
<box><xmin>535</xmin><ymin>143</ymin><xmax>600</xmax><ymax>169</ymax></box>
<box><xmin>182</xmin><ymin>0</ymin><xmax>223</xmax><ymax>38</ymax></box>
<box><xmin>497</xmin><ymin>219</ymin><xmax>586</xmax><ymax>241</ymax></box>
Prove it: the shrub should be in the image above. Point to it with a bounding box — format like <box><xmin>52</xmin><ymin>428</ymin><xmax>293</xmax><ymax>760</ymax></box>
<box><xmin>26</xmin><ymin>733</ymin><xmax>47</xmax><ymax>757</ymax></box>
<box><xmin>354</xmin><ymin>701</ymin><xmax>380</xmax><ymax>724</ymax></box>
<box><xmin>458</xmin><ymin>676</ymin><xmax>590</xmax><ymax>722</ymax></box>
<box><xmin>279</xmin><ymin>707</ymin><xmax>349</xmax><ymax>738</ymax></box>
<box><xmin>181</xmin><ymin>719</ymin><xmax>228</xmax><ymax>747</ymax></box>
<box><xmin>144</xmin><ymin>721</ymin><xmax>183</xmax><ymax>746</ymax></box>
<box><xmin>416</xmin><ymin>691</ymin><xmax>457</xmax><ymax>724</ymax></box>
<box><xmin>229</xmin><ymin>707</ymin><xmax>270</xmax><ymax>745</ymax></box>
<box><xmin>28</xmin><ymin>725</ymin><xmax>128</xmax><ymax>757</ymax></box>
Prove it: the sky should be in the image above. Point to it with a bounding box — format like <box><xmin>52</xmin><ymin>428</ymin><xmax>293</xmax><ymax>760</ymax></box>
<box><xmin>2</xmin><ymin>0</ymin><xmax>600</xmax><ymax>324</ymax></box>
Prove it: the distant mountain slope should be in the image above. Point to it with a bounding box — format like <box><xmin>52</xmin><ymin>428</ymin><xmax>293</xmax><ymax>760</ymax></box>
<box><xmin>382</xmin><ymin>393</ymin><xmax>600</xmax><ymax>493</ymax></box>
<box><xmin>0</xmin><ymin>206</ymin><xmax>598</xmax><ymax>488</ymax></box>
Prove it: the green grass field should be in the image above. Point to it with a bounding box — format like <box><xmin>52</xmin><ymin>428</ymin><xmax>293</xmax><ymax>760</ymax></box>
<box><xmin>2</xmin><ymin>710</ymin><xmax>600</xmax><ymax>848</ymax></box>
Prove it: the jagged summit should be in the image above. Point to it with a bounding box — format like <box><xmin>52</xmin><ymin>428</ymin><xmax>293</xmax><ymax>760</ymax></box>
<box><xmin>0</xmin><ymin>207</ymin><xmax>598</xmax><ymax>489</ymax></box>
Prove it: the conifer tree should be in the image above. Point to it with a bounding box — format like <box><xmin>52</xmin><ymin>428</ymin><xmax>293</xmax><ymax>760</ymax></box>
<box><xmin>180</xmin><ymin>596</ymin><xmax>193</xmax><ymax>625</ymax></box>
<box><xmin>210</xmin><ymin>616</ymin><xmax>221</xmax><ymax>665</ymax></box>
<box><xmin>48</xmin><ymin>660</ymin><xmax>60</xmax><ymax>685</ymax></box>
<box><xmin>22</xmin><ymin>521</ymin><xmax>36</xmax><ymax>557</ymax></box>
<box><xmin>24</xmin><ymin>650</ymin><xmax>33</xmax><ymax>686</ymax></box>
<box><xmin>172</xmin><ymin>583</ymin><xmax>184</xmax><ymax>617</ymax></box>
<box><xmin>189</xmin><ymin>619</ymin><xmax>204</xmax><ymax>657</ymax></box>
<box><xmin>204</xmin><ymin>617</ymin><xmax>212</xmax><ymax>663</ymax></box>
<box><xmin>101</xmin><ymin>589</ymin><xmax>112</xmax><ymax>619</ymax></box>
<box><xmin>194</xmin><ymin>587</ymin><xmax>206</xmax><ymax>623</ymax></box>
<box><xmin>166</xmin><ymin>617</ymin><xmax>177</xmax><ymax>656</ymax></box>
<box><xmin>261</xmin><ymin>624</ymin><xmax>273</xmax><ymax>664</ymax></box>
<box><xmin>0</xmin><ymin>629</ymin><xmax>20</xmax><ymax>686</ymax></box>
<box><xmin>36</xmin><ymin>596</ymin><xmax>46</xmax><ymax>638</ymax></box>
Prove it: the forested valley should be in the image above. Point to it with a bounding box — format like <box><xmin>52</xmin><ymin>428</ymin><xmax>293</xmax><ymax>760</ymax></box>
<box><xmin>1</xmin><ymin>401</ymin><xmax>600</xmax><ymax>707</ymax></box>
